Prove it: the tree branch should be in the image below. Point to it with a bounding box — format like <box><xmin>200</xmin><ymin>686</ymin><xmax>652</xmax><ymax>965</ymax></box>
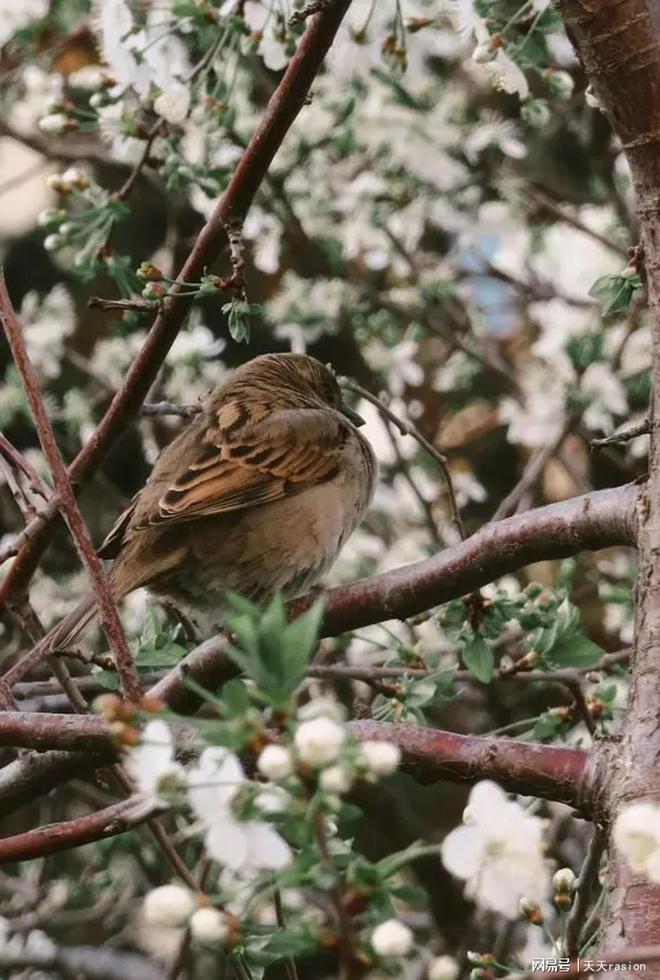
<box><xmin>0</xmin><ymin>274</ymin><xmax>142</xmax><ymax>702</ymax></box>
<box><xmin>349</xmin><ymin>721</ymin><xmax>593</xmax><ymax>812</ymax></box>
<box><xmin>0</xmin><ymin>793</ymin><xmax>163</xmax><ymax>865</ymax></box>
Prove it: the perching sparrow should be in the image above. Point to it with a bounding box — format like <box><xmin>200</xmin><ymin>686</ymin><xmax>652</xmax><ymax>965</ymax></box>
<box><xmin>45</xmin><ymin>353</ymin><xmax>377</xmax><ymax>651</ymax></box>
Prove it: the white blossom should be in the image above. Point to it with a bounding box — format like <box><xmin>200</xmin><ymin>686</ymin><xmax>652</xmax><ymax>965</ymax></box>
<box><xmin>67</xmin><ymin>65</ymin><xmax>107</xmax><ymax>91</ymax></box>
<box><xmin>428</xmin><ymin>956</ymin><xmax>460</xmax><ymax>980</ymax></box>
<box><xmin>0</xmin><ymin>0</ymin><xmax>48</xmax><ymax>48</ymax></box>
<box><xmin>20</xmin><ymin>286</ymin><xmax>75</xmax><ymax>381</ymax></box>
<box><xmin>613</xmin><ymin>802</ymin><xmax>660</xmax><ymax>881</ymax></box>
<box><xmin>143</xmin><ymin>884</ymin><xmax>196</xmax><ymax>927</ymax></box>
<box><xmin>154</xmin><ymin>83</ymin><xmax>191</xmax><ymax>125</ymax></box>
<box><xmin>243</xmin><ymin>2</ymin><xmax>288</xmax><ymax>71</ymax></box>
<box><xmin>319</xmin><ymin>764</ymin><xmax>354</xmax><ymax>794</ymax></box>
<box><xmin>125</xmin><ymin>720</ymin><xmax>185</xmax><ymax>803</ymax></box>
<box><xmin>190</xmin><ymin>907</ymin><xmax>230</xmax><ymax>943</ymax></box>
<box><xmin>294</xmin><ymin>716</ymin><xmax>346</xmax><ymax>767</ymax></box>
<box><xmin>358</xmin><ymin>741</ymin><xmax>401</xmax><ymax>776</ymax></box>
<box><xmin>371</xmin><ymin>918</ymin><xmax>414</xmax><ymax>957</ymax></box>
<box><xmin>441</xmin><ymin>781</ymin><xmax>550</xmax><ymax>918</ymax></box>
<box><xmin>257</xmin><ymin>745</ymin><xmax>294</xmax><ymax>780</ymax></box>
<box><xmin>38</xmin><ymin>113</ymin><xmax>70</xmax><ymax>135</ymax></box>
<box><xmin>188</xmin><ymin>747</ymin><xmax>292</xmax><ymax>873</ymax></box>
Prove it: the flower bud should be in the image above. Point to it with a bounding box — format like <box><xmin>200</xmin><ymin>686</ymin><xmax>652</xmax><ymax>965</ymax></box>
<box><xmin>545</xmin><ymin>70</ymin><xmax>574</xmax><ymax>99</ymax></box>
<box><xmin>320</xmin><ymin>764</ymin><xmax>353</xmax><ymax>794</ymax></box>
<box><xmin>428</xmin><ymin>955</ymin><xmax>459</xmax><ymax>980</ymax></box>
<box><xmin>553</xmin><ymin>867</ymin><xmax>577</xmax><ymax>894</ymax></box>
<box><xmin>358</xmin><ymin>740</ymin><xmax>401</xmax><ymax>776</ymax></box>
<box><xmin>142</xmin><ymin>282</ymin><xmax>168</xmax><ymax>300</ymax></box>
<box><xmin>43</xmin><ymin>234</ymin><xmax>63</xmax><ymax>251</ymax></box>
<box><xmin>371</xmin><ymin>918</ymin><xmax>414</xmax><ymax>957</ymax></box>
<box><xmin>38</xmin><ymin>113</ymin><xmax>72</xmax><ymax>135</ymax></box>
<box><xmin>522</xmin><ymin>99</ymin><xmax>551</xmax><ymax>129</ymax></box>
<box><xmin>257</xmin><ymin>744</ymin><xmax>294</xmax><ymax>780</ymax></box>
<box><xmin>294</xmin><ymin>716</ymin><xmax>346</xmax><ymax>766</ymax></box>
<box><xmin>472</xmin><ymin>41</ymin><xmax>497</xmax><ymax>64</ymax></box>
<box><xmin>60</xmin><ymin>167</ymin><xmax>90</xmax><ymax>190</ymax></box>
<box><xmin>190</xmin><ymin>906</ymin><xmax>229</xmax><ymax>943</ymax></box>
<box><xmin>519</xmin><ymin>897</ymin><xmax>544</xmax><ymax>925</ymax></box>
<box><xmin>137</xmin><ymin>261</ymin><xmax>164</xmax><ymax>282</ymax></box>
<box><xmin>143</xmin><ymin>884</ymin><xmax>195</xmax><ymax>927</ymax></box>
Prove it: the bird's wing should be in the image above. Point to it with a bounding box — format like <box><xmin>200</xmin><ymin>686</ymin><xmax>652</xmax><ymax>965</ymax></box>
<box><xmin>98</xmin><ymin>495</ymin><xmax>139</xmax><ymax>558</ymax></box>
<box><xmin>103</xmin><ymin>403</ymin><xmax>348</xmax><ymax>538</ymax></box>
<box><xmin>154</xmin><ymin>404</ymin><xmax>347</xmax><ymax>523</ymax></box>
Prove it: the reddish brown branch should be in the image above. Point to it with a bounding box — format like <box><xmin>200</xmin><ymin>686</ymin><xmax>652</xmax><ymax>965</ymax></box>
<box><xmin>316</xmin><ymin>482</ymin><xmax>638</xmax><ymax>635</ymax></box>
<box><xmin>0</xmin><ymin>712</ymin><xmax>115</xmax><ymax>753</ymax></box>
<box><xmin>0</xmin><ymin>0</ymin><xmax>353</xmax><ymax>609</ymax></box>
<box><xmin>0</xmin><ymin>274</ymin><xmax>142</xmax><ymax>702</ymax></box>
<box><xmin>0</xmin><ymin>793</ymin><xmax>164</xmax><ymax>864</ymax></box>
<box><xmin>349</xmin><ymin>720</ymin><xmax>593</xmax><ymax>813</ymax></box>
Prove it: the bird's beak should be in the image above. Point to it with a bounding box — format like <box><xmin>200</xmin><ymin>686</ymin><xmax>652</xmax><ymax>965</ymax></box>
<box><xmin>339</xmin><ymin>400</ymin><xmax>366</xmax><ymax>427</ymax></box>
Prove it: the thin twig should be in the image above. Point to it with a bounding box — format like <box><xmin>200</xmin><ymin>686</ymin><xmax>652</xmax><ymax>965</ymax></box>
<box><xmin>0</xmin><ymin>274</ymin><xmax>142</xmax><ymax>701</ymax></box>
<box><xmin>88</xmin><ymin>297</ymin><xmax>161</xmax><ymax>314</ymax></box>
<box><xmin>524</xmin><ymin>186</ymin><xmax>629</xmax><ymax>259</ymax></box>
<box><xmin>0</xmin><ymin>793</ymin><xmax>165</xmax><ymax>863</ymax></box>
<box><xmin>491</xmin><ymin>419</ymin><xmax>574</xmax><ymax>521</ymax></box>
<box><xmin>565</xmin><ymin>825</ymin><xmax>606</xmax><ymax>957</ymax></box>
<box><xmin>115</xmin><ymin>122</ymin><xmax>162</xmax><ymax>201</ymax></box>
<box><xmin>591</xmin><ymin>417</ymin><xmax>650</xmax><ymax>448</ymax></box>
<box><xmin>339</xmin><ymin>377</ymin><xmax>466</xmax><ymax>538</ymax></box>
<box><xmin>274</xmin><ymin>889</ymin><xmax>300</xmax><ymax>980</ymax></box>
<box><xmin>141</xmin><ymin>400</ymin><xmax>202</xmax><ymax>418</ymax></box>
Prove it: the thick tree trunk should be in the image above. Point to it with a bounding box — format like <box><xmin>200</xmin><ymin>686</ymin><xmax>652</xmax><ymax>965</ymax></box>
<box><xmin>558</xmin><ymin>0</ymin><xmax>660</xmax><ymax>956</ymax></box>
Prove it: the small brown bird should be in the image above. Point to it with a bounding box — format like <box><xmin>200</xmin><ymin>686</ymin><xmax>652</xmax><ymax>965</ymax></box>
<box><xmin>46</xmin><ymin>353</ymin><xmax>377</xmax><ymax>652</ymax></box>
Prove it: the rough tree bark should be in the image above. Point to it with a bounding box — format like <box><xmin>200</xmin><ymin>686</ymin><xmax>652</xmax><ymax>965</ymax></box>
<box><xmin>557</xmin><ymin>0</ymin><xmax>660</xmax><ymax>957</ymax></box>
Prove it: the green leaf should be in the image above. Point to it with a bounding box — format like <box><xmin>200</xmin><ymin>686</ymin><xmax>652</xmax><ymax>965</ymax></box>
<box><xmin>588</xmin><ymin>272</ymin><xmax>641</xmax><ymax>318</ymax></box>
<box><xmin>547</xmin><ymin>634</ymin><xmax>603</xmax><ymax>669</ymax></box>
<box><xmin>462</xmin><ymin>633</ymin><xmax>494</xmax><ymax>683</ymax></box>
<box><xmin>220</xmin><ymin>678</ymin><xmax>250</xmax><ymax>717</ymax></box>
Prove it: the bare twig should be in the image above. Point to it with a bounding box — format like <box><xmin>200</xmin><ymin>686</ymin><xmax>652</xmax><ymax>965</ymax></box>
<box><xmin>524</xmin><ymin>186</ymin><xmax>629</xmax><ymax>259</ymax></box>
<box><xmin>0</xmin><ymin>793</ymin><xmax>164</xmax><ymax>864</ymax></box>
<box><xmin>88</xmin><ymin>297</ymin><xmax>161</xmax><ymax>314</ymax></box>
<box><xmin>339</xmin><ymin>376</ymin><xmax>466</xmax><ymax>538</ymax></box>
<box><xmin>0</xmin><ymin>274</ymin><xmax>142</xmax><ymax>702</ymax></box>
<box><xmin>491</xmin><ymin>418</ymin><xmax>574</xmax><ymax>521</ymax></box>
<box><xmin>591</xmin><ymin>417</ymin><xmax>650</xmax><ymax>449</ymax></box>
<box><xmin>115</xmin><ymin>122</ymin><xmax>162</xmax><ymax>201</ymax></box>
<box><xmin>141</xmin><ymin>400</ymin><xmax>202</xmax><ymax>418</ymax></box>
<box><xmin>274</xmin><ymin>888</ymin><xmax>301</xmax><ymax>980</ymax></box>
<box><xmin>566</xmin><ymin>825</ymin><xmax>606</xmax><ymax>957</ymax></box>
<box><xmin>290</xmin><ymin>0</ymin><xmax>334</xmax><ymax>24</ymax></box>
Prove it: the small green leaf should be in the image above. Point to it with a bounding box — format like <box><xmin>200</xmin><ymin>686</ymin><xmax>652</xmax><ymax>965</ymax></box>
<box><xmin>462</xmin><ymin>633</ymin><xmax>494</xmax><ymax>683</ymax></box>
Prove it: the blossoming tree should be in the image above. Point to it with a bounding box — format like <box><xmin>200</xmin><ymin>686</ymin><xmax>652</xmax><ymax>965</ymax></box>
<box><xmin>1</xmin><ymin>0</ymin><xmax>660</xmax><ymax>978</ymax></box>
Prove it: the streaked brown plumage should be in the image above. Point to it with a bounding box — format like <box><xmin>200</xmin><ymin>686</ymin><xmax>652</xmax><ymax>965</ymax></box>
<box><xmin>46</xmin><ymin>353</ymin><xmax>377</xmax><ymax>653</ymax></box>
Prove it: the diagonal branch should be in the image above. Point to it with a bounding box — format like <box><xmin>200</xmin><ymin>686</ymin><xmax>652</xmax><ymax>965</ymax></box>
<box><xmin>0</xmin><ymin>793</ymin><xmax>164</xmax><ymax>864</ymax></box>
<box><xmin>0</xmin><ymin>273</ymin><xmax>142</xmax><ymax>702</ymax></box>
<box><xmin>0</xmin><ymin>0</ymin><xmax>354</xmax><ymax>609</ymax></box>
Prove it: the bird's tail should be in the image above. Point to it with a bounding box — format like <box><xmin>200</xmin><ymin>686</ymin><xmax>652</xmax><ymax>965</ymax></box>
<box><xmin>40</xmin><ymin>592</ymin><xmax>101</xmax><ymax>657</ymax></box>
